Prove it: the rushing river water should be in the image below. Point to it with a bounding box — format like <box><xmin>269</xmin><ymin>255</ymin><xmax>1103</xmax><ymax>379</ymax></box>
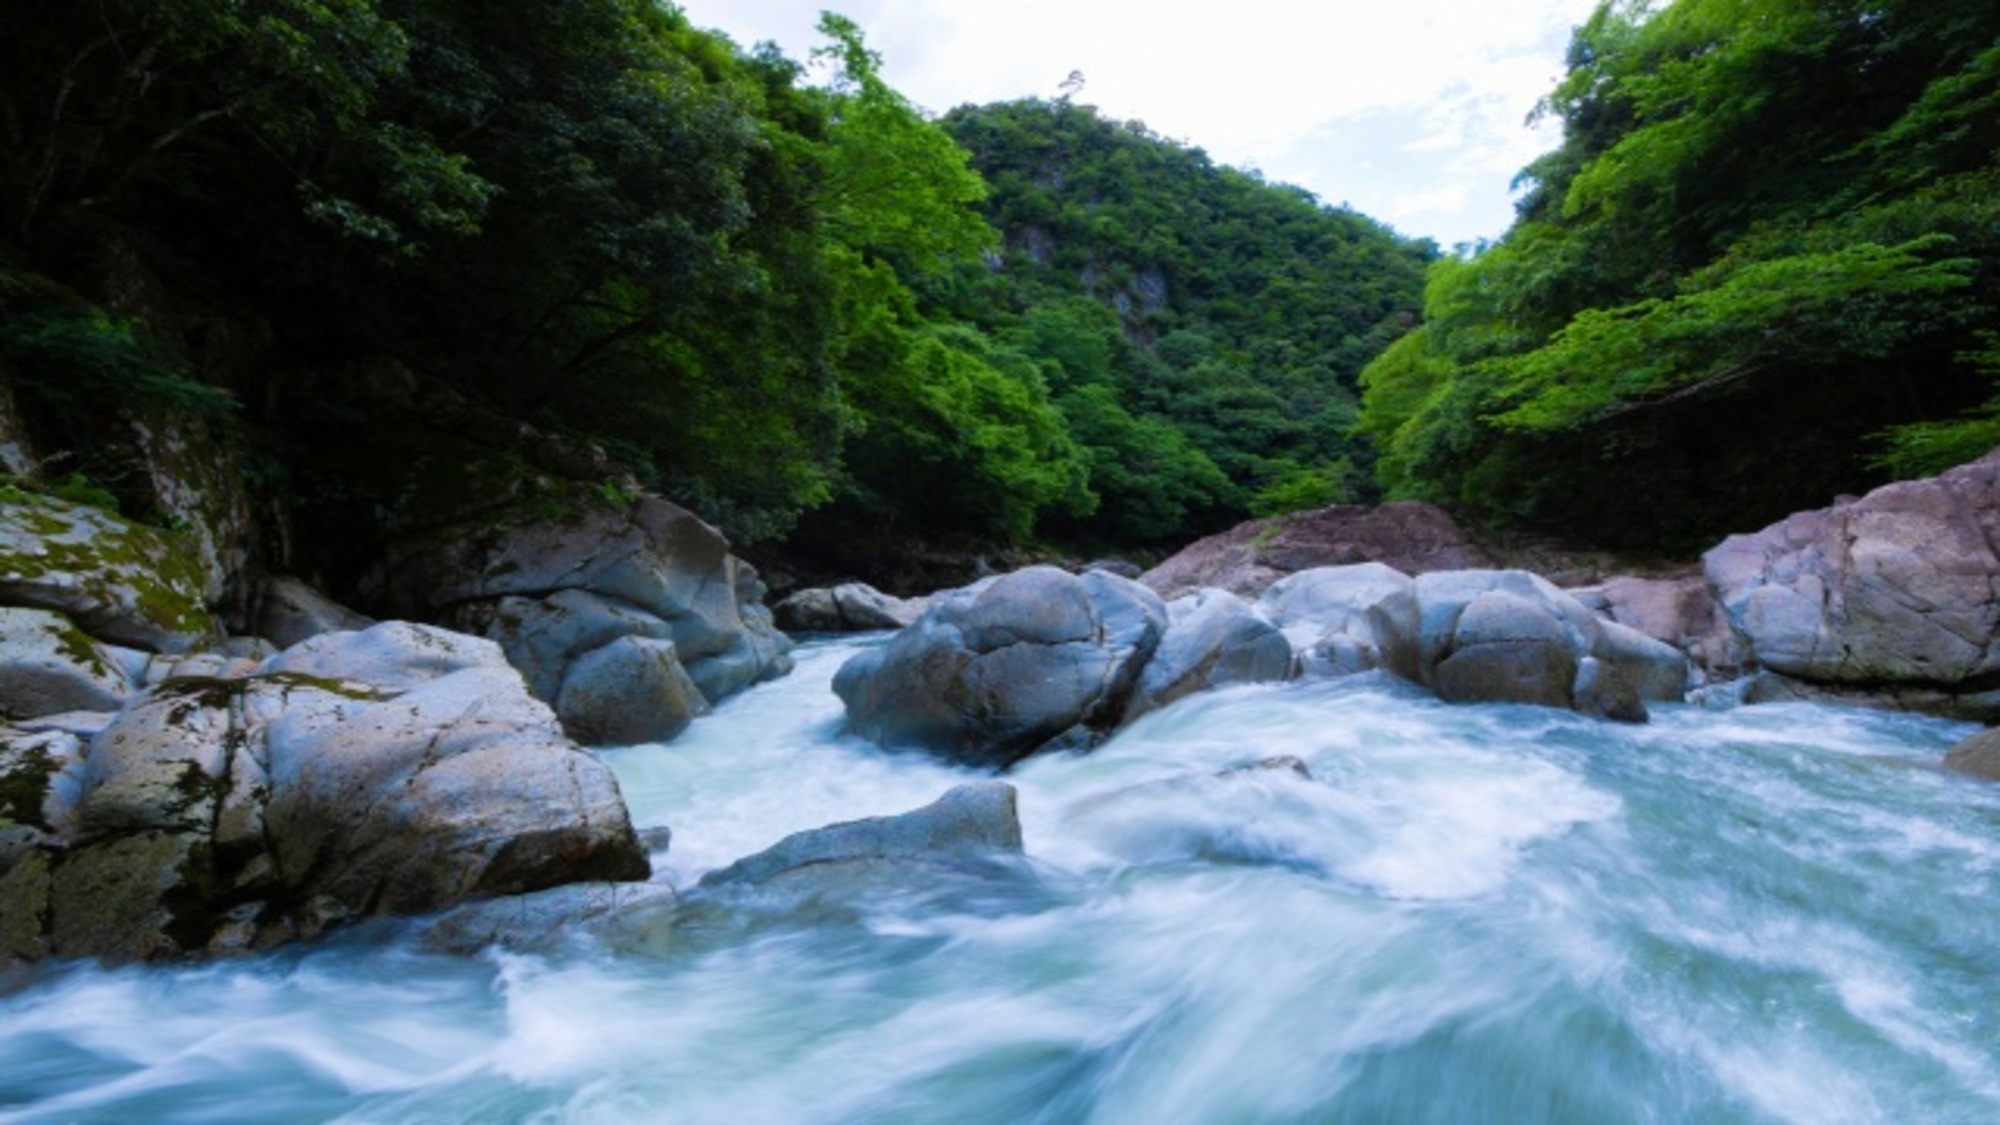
<box><xmin>6</xmin><ymin>634</ymin><xmax>2000</xmax><ymax>1123</ymax></box>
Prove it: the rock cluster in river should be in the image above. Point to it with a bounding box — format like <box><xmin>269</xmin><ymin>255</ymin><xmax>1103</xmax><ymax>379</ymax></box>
<box><xmin>368</xmin><ymin>495</ymin><xmax>794</xmax><ymax>745</ymax></box>
<box><xmin>0</xmin><ymin>489</ymin><xmax>782</xmax><ymax>965</ymax></box>
<box><xmin>834</xmin><ymin>562</ymin><xmax>1690</xmax><ymax>767</ymax></box>
<box><xmin>1</xmin><ymin>621</ymin><xmax>646</xmax><ymax>963</ymax></box>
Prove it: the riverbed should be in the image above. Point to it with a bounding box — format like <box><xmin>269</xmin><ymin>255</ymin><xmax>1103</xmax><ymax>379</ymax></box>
<box><xmin>5</xmin><ymin>635</ymin><xmax>1998</xmax><ymax>1123</ymax></box>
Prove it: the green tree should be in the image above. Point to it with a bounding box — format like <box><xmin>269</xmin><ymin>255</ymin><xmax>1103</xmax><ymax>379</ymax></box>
<box><xmin>1358</xmin><ymin>0</ymin><xmax>2000</xmax><ymax>547</ymax></box>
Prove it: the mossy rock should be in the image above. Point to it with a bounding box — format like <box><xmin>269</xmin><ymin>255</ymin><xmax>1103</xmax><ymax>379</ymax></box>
<box><xmin>0</xmin><ymin>488</ymin><xmax>218</xmax><ymax>652</ymax></box>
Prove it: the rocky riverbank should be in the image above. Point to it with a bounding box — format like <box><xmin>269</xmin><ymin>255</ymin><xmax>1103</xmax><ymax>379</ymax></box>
<box><xmin>7</xmin><ymin>449</ymin><xmax>2000</xmax><ymax>966</ymax></box>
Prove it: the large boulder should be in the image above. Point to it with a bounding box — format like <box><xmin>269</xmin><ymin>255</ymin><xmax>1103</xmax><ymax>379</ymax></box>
<box><xmin>1252</xmin><ymin>563</ymin><xmax>1687</xmax><ymax>718</ymax></box>
<box><xmin>127</xmin><ymin>413</ymin><xmax>258</xmax><ymax>627</ymax></box>
<box><xmin>1413</xmin><ymin>570</ymin><xmax>1688</xmax><ymax>720</ymax></box>
<box><xmin>1258</xmin><ymin>563</ymin><xmax>1422</xmax><ymax>681</ymax></box>
<box><xmin>444</xmin><ymin>589</ymin><xmax>708</xmax><ymax>745</ymax></box>
<box><xmin>553</xmin><ymin>634</ymin><xmax>709</xmax><ymax>745</ymax></box>
<box><xmin>1123</xmin><ymin>589</ymin><xmax>1293</xmax><ymax>722</ymax></box>
<box><xmin>834</xmin><ymin>566</ymin><xmax>1167</xmax><ymax>766</ymax></box>
<box><xmin>0</xmin><ymin>490</ymin><xmax>219</xmax><ymax>653</ymax></box>
<box><xmin>366</xmin><ymin>495</ymin><xmax>792</xmax><ymax>744</ymax></box>
<box><xmin>1142</xmin><ymin>501</ymin><xmax>1492</xmax><ymax>599</ymax></box>
<box><xmin>0</xmin><ymin>621</ymin><xmax>647</xmax><ymax>964</ymax></box>
<box><xmin>0</xmin><ymin>606</ymin><xmax>133</xmax><ymax>719</ymax></box>
<box><xmin>1704</xmin><ymin>449</ymin><xmax>2000</xmax><ymax>718</ymax></box>
<box><xmin>1572</xmin><ymin>574</ymin><xmax>1740</xmax><ymax>684</ymax></box>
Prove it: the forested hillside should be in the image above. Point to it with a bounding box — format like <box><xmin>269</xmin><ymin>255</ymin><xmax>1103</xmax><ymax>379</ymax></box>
<box><xmin>934</xmin><ymin>101</ymin><xmax>1433</xmax><ymax>542</ymax></box>
<box><xmin>0</xmin><ymin>0</ymin><xmax>1430</xmax><ymax>594</ymax></box>
<box><xmin>1358</xmin><ymin>0</ymin><xmax>2000</xmax><ymax>549</ymax></box>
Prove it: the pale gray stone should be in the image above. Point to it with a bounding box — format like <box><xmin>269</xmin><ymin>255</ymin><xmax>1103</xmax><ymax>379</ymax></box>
<box><xmin>834</xmin><ymin>567</ymin><xmax>1167</xmax><ymax>766</ymax></box>
<box><xmin>0</xmin><ymin>492</ymin><xmax>218</xmax><ymax>652</ymax></box>
<box><xmin>0</xmin><ymin>606</ymin><xmax>132</xmax><ymax>718</ymax></box>
<box><xmin>555</xmin><ymin>635</ymin><xmax>709</xmax><ymax>746</ymax></box>
<box><xmin>1124</xmin><ymin>589</ymin><xmax>1292</xmax><ymax>721</ymax></box>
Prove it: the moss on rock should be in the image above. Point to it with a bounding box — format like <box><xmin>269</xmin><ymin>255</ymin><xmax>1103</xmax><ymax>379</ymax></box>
<box><xmin>0</xmin><ymin>489</ymin><xmax>217</xmax><ymax>651</ymax></box>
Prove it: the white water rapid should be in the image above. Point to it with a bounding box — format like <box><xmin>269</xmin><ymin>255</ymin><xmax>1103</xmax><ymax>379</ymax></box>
<box><xmin>5</xmin><ymin>634</ymin><xmax>2000</xmax><ymax>1123</ymax></box>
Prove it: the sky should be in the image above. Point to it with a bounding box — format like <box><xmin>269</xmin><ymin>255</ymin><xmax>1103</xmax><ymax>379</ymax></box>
<box><xmin>672</xmin><ymin>0</ymin><xmax>1605</xmax><ymax>249</ymax></box>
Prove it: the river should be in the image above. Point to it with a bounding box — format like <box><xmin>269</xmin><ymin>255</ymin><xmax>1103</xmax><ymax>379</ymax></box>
<box><xmin>5</xmin><ymin>634</ymin><xmax>2000</xmax><ymax>1123</ymax></box>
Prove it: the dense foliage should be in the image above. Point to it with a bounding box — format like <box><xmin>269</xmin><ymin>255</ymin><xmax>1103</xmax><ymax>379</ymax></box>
<box><xmin>0</xmin><ymin>0</ymin><xmax>1428</xmax><ymax>570</ymax></box>
<box><xmin>1357</xmin><ymin>0</ymin><xmax>2000</xmax><ymax>548</ymax></box>
<box><xmin>939</xmin><ymin>100</ymin><xmax>1433</xmax><ymax>543</ymax></box>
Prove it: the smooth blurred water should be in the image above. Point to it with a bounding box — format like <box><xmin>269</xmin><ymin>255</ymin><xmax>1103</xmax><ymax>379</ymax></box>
<box><xmin>7</xmin><ymin>635</ymin><xmax>2000</xmax><ymax>1124</ymax></box>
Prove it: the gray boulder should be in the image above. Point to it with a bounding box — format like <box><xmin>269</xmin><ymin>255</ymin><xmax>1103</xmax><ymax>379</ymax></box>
<box><xmin>1</xmin><ymin>620</ymin><xmax>648</xmax><ymax>964</ymax></box>
<box><xmin>252</xmin><ymin>575</ymin><xmax>374</xmax><ymax>650</ymax></box>
<box><xmin>1259</xmin><ymin>563</ymin><xmax>1421</xmax><ymax>680</ymax></box>
<box><xmin>1705</xmin><ymin>449</ymin><xmax>2000</xmax><ymax>718</ymax></box>
<box><xmin>262</xmin><ymin>619</ymin><xmax>498</xmax><ymax>691</ymax></box>
<box><xmin>127</xmin><ymin>413</ymin><xmax>258</xmax><ymax>626</ymax></box>
<box><xmin>698</xmin><ymin>782</ymin><xmax>1023</xmax><ymax>889</ymax></box>
<box><xmin>1426</xmin><ymin>585</ymin><xmax>1583</xmax><ymax>710</ymax></box>
<box><xmin>0</xmin><ymin>490</ymin><xmax>219</xmax><ymax>653</ymax></box>
<box><xmin>0</xmin><ymin>607</ymin><xmax>132</xmax><ymax>718</ymax></box>
<box><xmin>262</xmin><ymin>662</ymin><xmax>645</xmax><ymax>918</ymax></box>
<box><xmin>833</xmin><ymin>567</ymin><xmax>1167</xmax><ymax>766</ymax></box>
<box><xmin>446</xmin><ymin>589</ymin><xmax>709</xmax><ymax>744</ymax></box>
<box><xmin>554</xmin><ymin>634</ymin><xmax>709</xmax><ymax>745</ymax></box>
<box><xmin>1124</xmin><ymin>589</ymin><xmax>1293</xmax><ymax>722</ymax></box>
<box><xmin>1</xmin><ymin>727</ymin><xmax>85</xmax><ymax>873</ymax></box>
<box><xmin>775</xmin><ymin>582</ymin><xmax>926</xmax><ymax>633</ymax></box>
<box><xmin>1412</xmin><ymin>570</ymin><xmax>1688</xmax><ymax>720</ymax></box>
<box><xmin>1572</xmin><ymin>574</ymin><xmax>1740</xmax><ymax>684</ymax></box>
<box><xmin>372</xmin><ymin>495</ymin><xmax>791</xmax><ymax>742</ymax></box>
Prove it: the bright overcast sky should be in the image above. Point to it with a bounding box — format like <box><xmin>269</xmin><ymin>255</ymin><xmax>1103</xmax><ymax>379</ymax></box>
<box><xmin>673</xmin><ymin>0</ymin><xmax>1605</xmax><ymax>249</ymax></box>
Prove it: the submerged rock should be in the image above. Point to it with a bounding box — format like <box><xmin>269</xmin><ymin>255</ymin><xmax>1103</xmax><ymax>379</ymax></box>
<box><xmin>1945</xmin><ymin>728</ymin><xmax>2000</xmax><ymax>781</ymax></box>
<box><xmin>423</xmin><ymin>785</ymin><xmax>1029</xmax><ymax>956</ymax></box>
<box><xmin>698</xmin><ymin>782</ymin><xmax>1024</xmax><ymax>889</ymax></box>
<box><xmin>421</xmin><ymin>881</ymin><xmax>681</xmax><ymax>956</ymax></box>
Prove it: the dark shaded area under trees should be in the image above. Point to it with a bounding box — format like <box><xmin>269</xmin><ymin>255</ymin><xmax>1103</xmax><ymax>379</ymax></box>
<box><xmin>0</xmin><ymin>0</ymin><xmax>1430</xmax><ymax>596</ymax></box>
<box><xmin>2</xmin><ymin>0</ymin><xmax>1993</xmax><ymax>598</ymax></box>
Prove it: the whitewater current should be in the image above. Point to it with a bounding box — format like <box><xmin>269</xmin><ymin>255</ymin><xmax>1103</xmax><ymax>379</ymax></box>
<box><xmin>5</xmin><ymin>634</ymin><xmax>2000</xmax><ymax>1123</ymax></box>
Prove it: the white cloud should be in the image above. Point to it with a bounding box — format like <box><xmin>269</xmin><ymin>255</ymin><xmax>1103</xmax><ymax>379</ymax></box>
<box><xmin>673</xmin><ymin>0</ymin><xmax>1602</xmax><ymax>246</ymax></box>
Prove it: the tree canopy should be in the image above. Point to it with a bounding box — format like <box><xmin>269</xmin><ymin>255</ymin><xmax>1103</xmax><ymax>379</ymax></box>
<box><xmin>1358</xmin><ymin>0</ymin><xmax>2000</xmax><ymax>548</ymax></box>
